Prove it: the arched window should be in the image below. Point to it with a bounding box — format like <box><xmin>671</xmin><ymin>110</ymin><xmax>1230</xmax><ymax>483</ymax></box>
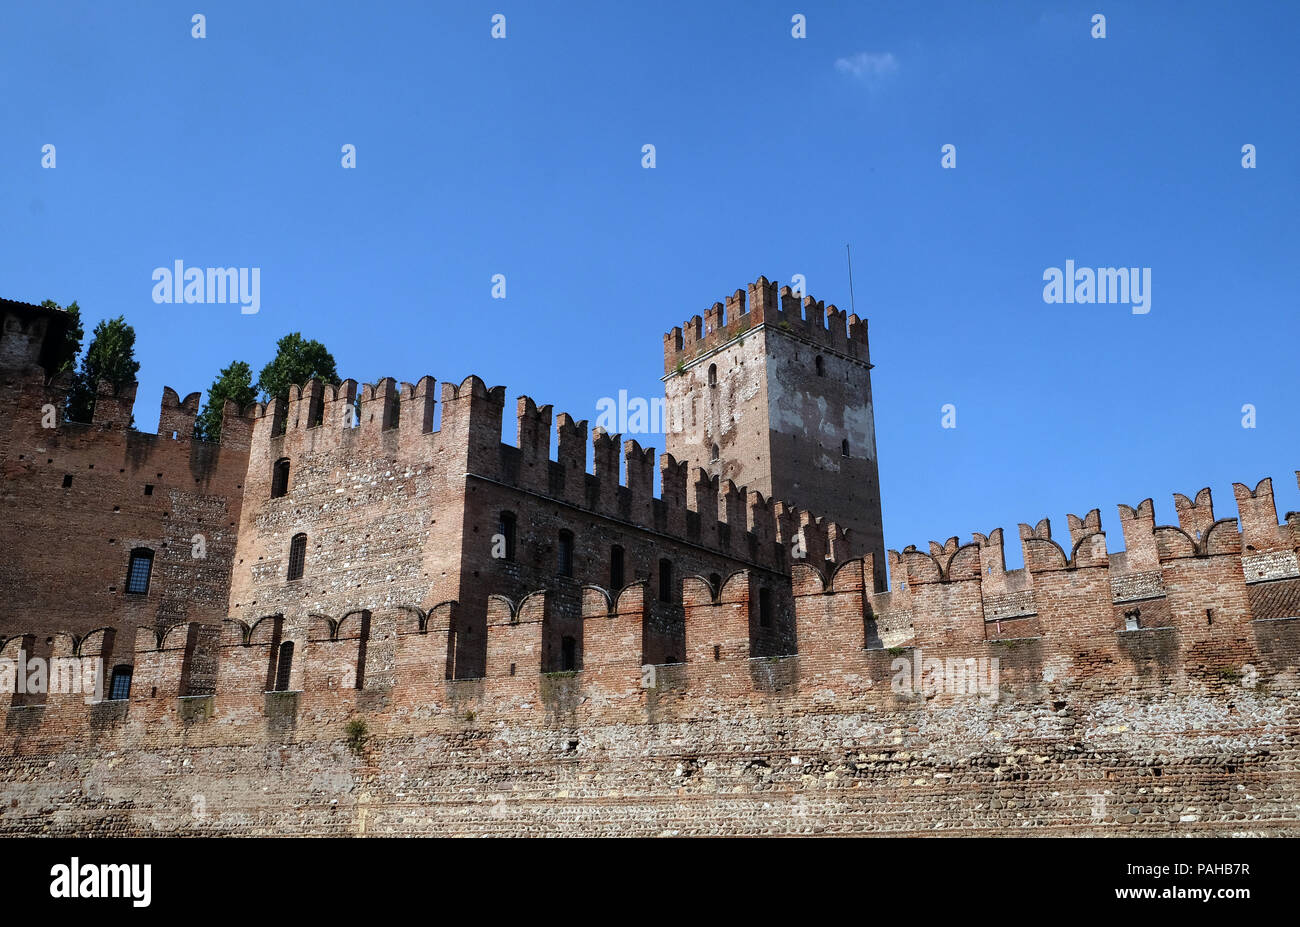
<box><xmin>815</xmin><ymin>355</ymin><xmax>825</xmax><ymax>377</ymax></box>
<box><xmin>498</xmin><ymin>511</ymin><xmax>517</xmax><ymax>561</ymax></box>
<box><xmin>125</xmin><ymin>548</ymin><xmax>154</xmax><ymax>595</ymax></box>
<box><xmin>658</xmin><ymin>559</ymin><xmax>673</xmax><ymax>603</ymax></box>
<box><xmin>707</xmin><ymin>363</ymin><xmax>717</xmax><ymax>386</ymax></box>
<box><xmin>557</xmin><ymin>530</ymin><xmax>574</xmax><ymax>577</ymax></box>
<box><xmin>271</xmin><ymin>458</ymin><xmax>290</xmax><ymax>498</ymax></box>
<box><xmin>274</xmin><ymin>641</ymin><xmax>294</xmax><ymax>691</ymax></box>
<box><xmin>107</xmin><ymin>664</ymin><xmax>133</xmax><ymax>701</ymax></box>
<box><xmin>841</xmin><ymin>439</ymin><xmax>850</xmax><ymax>457</ymax></box>
<box><xmin>287</xmin><ymin>533</ymin><xmax>307</xmax><ymax>581</ymax></box>
<box><xmin>710</xmin><ymin>443</ymin><xmax>719</xmax><ymax>461</ymax></box>
<box><xmin>610</xmin><ymin>545</ymin><xmax>625</xmax><ymax>590</ymax></box>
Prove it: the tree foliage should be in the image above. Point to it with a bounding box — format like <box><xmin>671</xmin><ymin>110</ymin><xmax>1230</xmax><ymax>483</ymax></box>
<box><xmin>66</xmin><ymin>316</ymin><xmax>140</xmax><ymax>424</ymax></box>
<box><xmin>40</xmin><ymin>299</ymin><xmax>84</xmax><ymax>378</ymax></box>
<box><xmin>256</xmin><ymin>333</ymin><xmax>339</xmax><ymax>403</ymax></box>
<box><xmin>194</xmin><ymin>360</ymin><xmax>257</xmax><ymax>442</ymax></box>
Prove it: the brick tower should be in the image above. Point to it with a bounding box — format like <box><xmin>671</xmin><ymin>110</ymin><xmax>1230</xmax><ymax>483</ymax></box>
<box><xmin>662</xmin><ymin>276</ymin><xmax>886</xmax><ymax>590</ymax></box>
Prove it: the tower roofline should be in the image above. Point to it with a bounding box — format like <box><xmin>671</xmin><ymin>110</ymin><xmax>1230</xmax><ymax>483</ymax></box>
<box><xmin>660</xmin><ymin>320</ymin><xmax>873</xmax><ymax>382</ymax></box>
<box><xmin>662</xmin><ymin>275</ymin><xmax>870</xmax><ymax>375</ymax></box>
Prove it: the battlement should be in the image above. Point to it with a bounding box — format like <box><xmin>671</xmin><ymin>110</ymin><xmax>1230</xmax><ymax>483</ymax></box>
<box><xmin>0</xmin><ymin>347</ymin><xmax>257</xmax><ymax>453</ymax></box>
<box><xmin>0</xmin><ymin>297</ymin><xmax>75</xmax><ymax>373</ymax></box>
<box><xmin>662</xmin><ymin>275</ymin><xmax>870</xmax><ymax>375</ymax></box>
<box><xmin>0</xmin><ymin>363</ymin><xmax>253</xmax><ymax>645</ymax></box>
<box><xmin>248</xmin><ymin>371</ymin><xmax>849</xmax><ymax>572</ymax></box>
<box><xmin>9</xmin><ymin>469</ymin><xmax>1297</xmax><ymax>726</ymax></box>
<box><xmin>4</xmin><ymin>285</ymin><xmax>1298</xmax><ymax>838</ymax></box>
<box><xmin>4</xmin><ymin>463</ymin><xmax>1299</xmax><ymax>839</ymax></box>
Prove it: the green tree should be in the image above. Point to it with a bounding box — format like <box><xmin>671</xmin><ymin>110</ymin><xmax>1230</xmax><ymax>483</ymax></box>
<box><xmin>194</xmin><ymin>360</ymin><xmax>257</xmax><ymax>442</ymax></box>
<box><xmin>256</xmin><ymin>333</ymin><xmax>339</xmax><ymax>404</ymax></box>
<box><xmin>66</xmin><ymin>316</ymin><xmax>140</xmax><ymax>424</ymax></box>
<box><xmin>40</xmin><ymin>299</ymin><xmax>84</xmax><ymax>377</ymax></box>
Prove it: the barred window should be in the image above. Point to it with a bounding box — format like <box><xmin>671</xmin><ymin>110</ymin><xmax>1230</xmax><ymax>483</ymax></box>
<box><xmin>274</xmin><ymin>641</ymin><xmax>294</xmax><ymax>691</ymax></box>
<box><xmin>108</xmin><ymin>665</ymin><xmax>133</xmax><ymax>701</ymax></box>
<box><xmin>287</xmin><ymin>533</ymin><xmax>307</xmax><ymax>581</ymax></box>
<box><xmin>125</xmin><ymin>548</ymin><xmax>154</xmax><ymax>595</ymax></box>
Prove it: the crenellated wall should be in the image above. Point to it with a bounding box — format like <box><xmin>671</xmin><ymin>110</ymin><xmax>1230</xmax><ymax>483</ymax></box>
<box><xmin>230</xmin><ymin>370</ymin><xmax>849</xmax><ymax>676</ymax></box>
<box><xmin>2</xmin><ymin>296</ymin><xmax>1297</xmax><ymax>836</ymax></box>
<box><xmin>0</xmin><ymin>303</ymin><xmax>252</xmax><ymax>643</ymax></box>
<box><xmin>2</xmin><ymin>472</ymin><xmax>1297</xmax><ymax>836</ymax></box>
<box><xmin>662</xmin><ymin>275</ymin><xmax>870</xmax><ymax>375</ymax></box>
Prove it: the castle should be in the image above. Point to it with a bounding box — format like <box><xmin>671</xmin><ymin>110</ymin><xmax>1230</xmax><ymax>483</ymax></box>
<box><xmin>0</xmin><ymin>283</ymin><xmax>1297</xmax><ymax>837</ymax></box>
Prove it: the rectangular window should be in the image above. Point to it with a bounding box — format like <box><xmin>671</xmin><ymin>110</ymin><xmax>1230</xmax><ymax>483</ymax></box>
<box><xmin>557</xmin><ymin>531</ymin><xmax>574</xmax><ymax>577</ymax></box>
<box><xmin>274</xmin><ymin>641</ymin><xmax>294</xmax><ymax>691</ymax></box>
<box><xmin>499</xmin><ymin>512</ymin><xmax>517</xmax><ymax>561</ymax></box>
<box><xmin>108</xmin><ymin>666</ymin><xmax>133</xmax><ymax>700</ymax></box>
<box><xmin>125</xmin><ymin>549</ymin><xmax>154</xmax><ymax>595</ymax></box>
<box><xmin>271</xmin><ymin>458</ymin><xmax>290</xmax><ymax>498</ymax></box>
<box><xmin>287</xmin><ymin>534</ymin><xmax>307</xmax><ymax>581</ymax></box>
<box><xmin>610</xmin><ymin>546</ymin><xmax>625</xmax><ymax>590</ymax></box>
<box><xmin>658</xmin><ymin>559</ymin><xmax>673</xmax><ymax>603</ymax></box>
<box><xmin>561</xmin><ymin>635</ymin><xmax>576</xmax><ymax>672</ymax></box>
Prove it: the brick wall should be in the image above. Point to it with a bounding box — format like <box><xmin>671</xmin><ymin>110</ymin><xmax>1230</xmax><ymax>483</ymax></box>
<box><xmin>0</xmin><ymin>353</ymin><xmax>249</xmax><ymax>650</ymax></box>
<box><xmin>2</xmin><ymin>476</ymin><xmax>1297</xmax><ymax>836</ymax></box>
<box><xmin>2</xmin><ymin>296</ymin><xmax>1298</xmax><ymax>836</ymax></box>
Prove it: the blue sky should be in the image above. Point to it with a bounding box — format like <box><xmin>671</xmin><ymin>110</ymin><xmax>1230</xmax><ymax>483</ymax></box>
<box><xmin>3</xmin><ymin>1</ymin><xmax>1297</xmax><ymax>567</ymax></box>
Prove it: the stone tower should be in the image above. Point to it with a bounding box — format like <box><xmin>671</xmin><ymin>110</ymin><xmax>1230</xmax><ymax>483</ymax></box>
<box><xmin>662</xmin><ymin>276</ymin><xmax>886</xmax><ymax>590</ymax></box>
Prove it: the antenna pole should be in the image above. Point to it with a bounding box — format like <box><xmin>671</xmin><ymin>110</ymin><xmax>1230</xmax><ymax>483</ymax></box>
<box><xmin>846</xmin><ymin>243</ymin><xmax>857</xmax><ymax>315</ymax></box>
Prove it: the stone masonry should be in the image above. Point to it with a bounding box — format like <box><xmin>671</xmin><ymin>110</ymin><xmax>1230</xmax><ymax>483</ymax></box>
<box><xmin>0</xmin><ymin>285</ymin><xmax>1297</xmax><ymax>837</ymax></box>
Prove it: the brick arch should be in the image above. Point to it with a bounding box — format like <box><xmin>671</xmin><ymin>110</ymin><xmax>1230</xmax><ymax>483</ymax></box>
<box><xmin>247</xmin><ymin>615</ymin><xmax>283</xmax><ymax>647</ymax></box>
<box><xmin>306</xmin><ymin>613</ymin><xmax>336</xmax><ymax>641</ymax></box>
<box><xmin>76</xmin><ymin>627</ymin><xmax>118</xmax><ymax>658</ymax></box>
<box><xmin>221</xmin><ymin>618</ymin><xmax>252</xmax><ymax>647</ymax></box>
<box><xmin>580</xmin><ymin>584</ymin><xmax>614</xmax><ymax>615</ymax></box>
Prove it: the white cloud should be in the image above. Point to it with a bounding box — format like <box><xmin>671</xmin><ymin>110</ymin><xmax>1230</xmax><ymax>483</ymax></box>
<box><xmin>834</xmin><ymin>51</ymin><xmax>899</xmax><ymax>84</ymax></box>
